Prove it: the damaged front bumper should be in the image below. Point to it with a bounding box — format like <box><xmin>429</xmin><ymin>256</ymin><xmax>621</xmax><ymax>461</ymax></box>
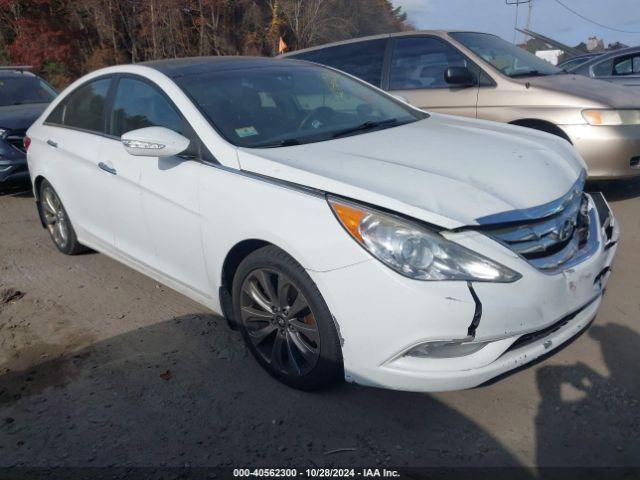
<box><xmin>308</xmin><ymin>193</ymin><xmax>618</xmax><ymax>392</ymax></box>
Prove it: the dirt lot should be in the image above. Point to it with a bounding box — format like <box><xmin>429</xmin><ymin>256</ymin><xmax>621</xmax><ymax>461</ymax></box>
<box><xmin>0</xmin><ymin>179</ymin><xmax>639</xmax><ymax>470</ymax></box>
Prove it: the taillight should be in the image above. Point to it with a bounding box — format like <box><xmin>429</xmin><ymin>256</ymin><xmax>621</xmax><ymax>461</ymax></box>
<box><xmin>23</xmin><ymin>135</ymin><xmax>31</xmax><ymax>151</ymax></box>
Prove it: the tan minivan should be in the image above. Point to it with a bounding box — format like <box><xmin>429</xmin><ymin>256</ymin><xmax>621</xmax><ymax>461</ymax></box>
<box><xmin>283</xmin><ymin>31</ymin><xmax>640</xmax><ymax>179</ymax></box>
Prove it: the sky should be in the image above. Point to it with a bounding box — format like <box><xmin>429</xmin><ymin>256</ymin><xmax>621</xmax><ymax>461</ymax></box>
<box><xmin>393</xmin><ymin>0</ymin><xmax>640</xmax><ymax>48</ymax></box>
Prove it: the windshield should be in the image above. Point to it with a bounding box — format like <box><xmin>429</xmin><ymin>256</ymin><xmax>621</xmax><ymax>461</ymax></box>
<box><xmin>0</xmin><ymin>76</ymin><xmax>57</xmax><ymax>107</ymax></box>
<box><xmin>175</xmin><ymin>64</ymin><xmax>427</xmax><ymax>148</ymax></box>
<box><xmin>450</xmin><ymin>32</ymin><xmax>562</xmax><ymax>78</ymax></box>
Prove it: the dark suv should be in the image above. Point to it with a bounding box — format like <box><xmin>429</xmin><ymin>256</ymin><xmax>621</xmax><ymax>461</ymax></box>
<box><xmin>0</xmin><ymin>66</ymin><xmax>57</xmax><ymax>185</ymax></box>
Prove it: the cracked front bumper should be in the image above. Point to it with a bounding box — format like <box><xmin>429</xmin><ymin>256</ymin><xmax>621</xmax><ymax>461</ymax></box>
<box><xmin>308</xmin><ymin>194</ymin><xmax>618</xmax><ymax>392</ymax></box>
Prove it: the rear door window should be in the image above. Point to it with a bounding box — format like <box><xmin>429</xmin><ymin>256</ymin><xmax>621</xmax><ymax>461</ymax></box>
<box><xmin>390</xmin><ymin>37</ymin><xmax>477</xmax><ymax>90</ymax></box>
<box><xmin>46</xmin><ymin>78</ymin><xmax>111</xmax><ymax>133</ymax></box>
<box><xmin>288</xmin><ymin>39</ymin><xmax>387</xmax><ymax>87</ymax></box>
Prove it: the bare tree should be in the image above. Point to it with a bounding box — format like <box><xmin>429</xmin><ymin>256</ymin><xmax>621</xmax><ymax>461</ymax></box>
<box><xmin>0</xmin><ymin>0</ymin><xmax>408</xmax><ymax>87</ymax></box>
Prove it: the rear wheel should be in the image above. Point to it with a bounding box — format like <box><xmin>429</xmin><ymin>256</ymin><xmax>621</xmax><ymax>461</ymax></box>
<box><xmin>232</xmin><ymin>245</ymin><xmax>343</xmax><ymax>390</ymax></box>
<box><xmin>39</xmin><ymin>180</ymin><xmax>86</xmax><ymax>255</ymax></box>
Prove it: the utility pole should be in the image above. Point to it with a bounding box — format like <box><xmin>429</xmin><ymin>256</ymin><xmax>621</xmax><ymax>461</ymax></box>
<box><xmin>505</xmin><ymin>0</ymin><xmax>531</xmax><ymax>44</ymax></box>
<box><xmin>524</xmin><ymin>0</ymin><xmax>534</xmax><ymax>43</ymax></box>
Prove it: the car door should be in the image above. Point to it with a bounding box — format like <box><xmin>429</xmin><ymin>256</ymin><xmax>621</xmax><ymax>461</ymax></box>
<box><xmin>41</xmin><ymin>77</ymin><xmax>115</xmax><ymax>247</ymax></box>
<box><xmin>99</xmin><ymin>75</ymin><xmax>211</xmax><ymax>295</ymax></box>
<box><xmin>387</xmin><ymin>36</ymin><xmax>480</xmax><ymax>118</ymax></box>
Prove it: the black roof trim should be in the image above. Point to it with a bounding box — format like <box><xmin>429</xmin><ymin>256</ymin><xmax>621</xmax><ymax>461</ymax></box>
<box><xmin>140</xmin><ymin>56</ymin><xmax>307</xmax><ymax>78</ymax></box>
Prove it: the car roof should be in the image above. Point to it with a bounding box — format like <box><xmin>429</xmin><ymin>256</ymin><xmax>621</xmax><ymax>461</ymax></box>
<box><xmin>578</xmin><ymin>45</ymin><xmax>640</xmax><ymax>66</ymax></box>
<box><xmin>280</xmin><ymin>30</ymin><xmax>490</xmax><ymax>57</ymax></box>
<box><xmin>567</xmin><ymin>53</ymin><xmax>602</xmax><ymax>60</ymax></box>
<box><xmin>0</xmin><ymin>69</ymin><xmax>37</xmax><ymax>79</ymax></box>
<box><xmin>141</xmin><ymin>56</ymin><xmax>309</xmax><ymax>78</ymax></box>
<box><xmin>557</xmin><ymin>52</ymin><xmax>602</xmax><ymax>65</ymax></box>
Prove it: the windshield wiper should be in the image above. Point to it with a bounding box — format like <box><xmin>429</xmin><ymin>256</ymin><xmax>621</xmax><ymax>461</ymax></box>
<box><xmin>252</xmin><ymin>118</ymin><xmax>404</xmax><ymax>147</ymax></box>
<box><xmin>509</xmin><ymin>70</ymin><xmax>549</xmax><ymax>78</ymax></box>
<box><xmin>332</xmin><ymin>118</ymin><xmax>400</xmax><ymax>139</ymax></box>
<box><xmin>10</xmin><ymin>101</ymin><xmax>45</xmax><ymax>106</ymax></box>
<box><xmin>254</xmin><ymin>138</ymin><xmax>302</xmax><ymax>148</ymax></box>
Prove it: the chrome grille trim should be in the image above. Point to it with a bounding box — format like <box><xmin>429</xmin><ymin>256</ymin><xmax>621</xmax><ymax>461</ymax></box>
<box><xmin>488</xmin><ymin>193</ymin><xmax>583</xmax><ymax>257</ymax></box>
<box><xmin>475</xmin><ymin>171</ymin><xmax>586</xmax><ymax>225</ymax></box>
<box><xmin>479</xmin><ymin>175</ymin><xmax>602</xmax><ymax>274</ymax></box>
<box><xmin>528</xmin><ymin>206</ymin><xmax>599</xmax><ymax>272</ymax></box>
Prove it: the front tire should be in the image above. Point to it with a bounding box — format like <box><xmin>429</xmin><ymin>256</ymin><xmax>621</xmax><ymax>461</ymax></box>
<box><xmin>39</xmin><ymin>179</ymin><xmax>86</xmax><ymax>255</ymax></box>
<box><xmin>232</xmin><ymin>245</ymin><xmax>343</xmax><ymax>390</ymax></box>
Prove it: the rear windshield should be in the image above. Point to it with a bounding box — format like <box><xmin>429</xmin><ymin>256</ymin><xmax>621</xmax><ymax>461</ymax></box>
<box><xmin>0</xmin><ymin>76</ymin><xmax>57</xmax><ymax>107</ymax></box>
<box><xmin>175</xmin><ymin>63</ymin><xmax>427</xmax><ymax>148</ymax></box>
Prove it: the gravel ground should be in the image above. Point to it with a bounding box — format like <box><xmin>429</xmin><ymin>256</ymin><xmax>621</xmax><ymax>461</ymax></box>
<box><xmin>0</xmin><ymin>179</ymin><xmax>639</xmax><ymax>470</ymax></box>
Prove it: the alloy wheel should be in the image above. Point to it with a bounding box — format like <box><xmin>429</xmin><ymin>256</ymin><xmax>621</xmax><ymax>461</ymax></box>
<box><xmin>240</xmin><ymin>268</ymin><xmax>321</xmax><ymax>376</ymax></box>
<box><xmin>41</xmin><ymin>186</ymin><xmax>69</xmax><ymax>249</ymax></box>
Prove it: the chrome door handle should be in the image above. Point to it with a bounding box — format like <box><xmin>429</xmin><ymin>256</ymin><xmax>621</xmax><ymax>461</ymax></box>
<box><xmin>47</xmin><ymin>139</ymin><xmax>58</xmax><ymax>148</ymax></box>
<box><xmin>98</xmin><ymin>162</ymin><xmax>117</xmax><ymax>175</ymax></box>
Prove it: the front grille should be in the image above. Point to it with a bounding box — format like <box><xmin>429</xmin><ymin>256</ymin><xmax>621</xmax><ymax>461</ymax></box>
<box><xmin>478</xmin><ymin>173</ymin><xmax>599</xmax><ymax>273</ymax></box>
<box><xmin>488</xmin><ymin>194</ymin><xmax>590</xmax><ymax>271</ymax></box>
<box><xmin>5</xmin><ymin>129</ymin><xmax>27</xmax><ymax>152</ymax></box>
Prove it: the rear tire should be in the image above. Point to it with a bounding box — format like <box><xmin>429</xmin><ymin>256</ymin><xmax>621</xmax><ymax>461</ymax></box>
<box><xmin>39</xmin><ymin>179</ymin><xmax>87</xmax><ymax>255</ymax></box>
<box><xmin>232</xmin><ymin>245</ymin><xmax>344</xmax><ymax>390</ymax></box>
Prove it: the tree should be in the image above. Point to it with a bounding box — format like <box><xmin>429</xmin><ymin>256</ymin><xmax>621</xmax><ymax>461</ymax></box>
<box><xmin>0</xmin><ymin>0</ymin><xmax>410</xmax><ymax>88</ymax></box>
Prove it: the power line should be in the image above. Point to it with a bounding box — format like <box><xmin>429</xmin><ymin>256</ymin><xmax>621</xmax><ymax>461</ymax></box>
<box><xmin>553</xmin><ymin>0</ymin><xmax>640</xmax><ymax>34</ymax></box>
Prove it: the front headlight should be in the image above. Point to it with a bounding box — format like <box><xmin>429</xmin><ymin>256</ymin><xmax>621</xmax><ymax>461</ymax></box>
<box><xmin>582</xmin><ymin>109</ymin><xmax>640</xmax><ymax>126</ymax></box>
<box><xmin>0</xmin><ymin>128</ymin><xmax>7</xmax><ymax>139</ymax></box>
<box><xmin>328</xmin><ymin>198</ymin><xmax>521</xmax><ymax>282</ymax></box>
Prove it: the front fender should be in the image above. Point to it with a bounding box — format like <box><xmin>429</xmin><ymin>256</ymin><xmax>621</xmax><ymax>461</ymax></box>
<box><xmin>197</xmin><ymin>165</ymin><xmax>370</xmax><ymax>303</ymax></box>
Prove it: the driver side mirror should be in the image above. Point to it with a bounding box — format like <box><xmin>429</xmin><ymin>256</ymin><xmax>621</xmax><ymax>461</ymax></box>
<box><xmin>444</xmin><ymin>66</ymin><xmax>476</xmax><ymax>87</ymax></box>
<box><xmin>121</xmin><ymin>126</ymin><xmax>190</xmax><ymax>157</ymax></box>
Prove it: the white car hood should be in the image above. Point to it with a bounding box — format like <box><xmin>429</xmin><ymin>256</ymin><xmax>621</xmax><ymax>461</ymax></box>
<box><xmin>237</xmin><ymin>113</ymin><xmax>585</xmax><ymax>228</ymax></box>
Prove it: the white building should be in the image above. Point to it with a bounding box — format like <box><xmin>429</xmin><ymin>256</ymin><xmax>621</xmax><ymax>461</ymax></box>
<box><xmin>535</xmin><ymin>49</ymin><xmax>563</xmax><ymax>65</ymax></box>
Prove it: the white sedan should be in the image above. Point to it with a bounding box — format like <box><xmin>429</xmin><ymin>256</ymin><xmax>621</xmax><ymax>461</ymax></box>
<box><xmin>25</xmin><ymin>57</ymin><xmax>618</xmax><ymax>392</ymax></box>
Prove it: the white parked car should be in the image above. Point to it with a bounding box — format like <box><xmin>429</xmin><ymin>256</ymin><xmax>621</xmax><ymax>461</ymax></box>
<box><xmin>25</xmin><ymin>57</ymin><xmax>618</xmax><ymax>392</ymax></box>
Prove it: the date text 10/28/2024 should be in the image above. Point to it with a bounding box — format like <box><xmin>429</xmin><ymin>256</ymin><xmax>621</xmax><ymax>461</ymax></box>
<box><xmin>233</xmin><ymin>468</ymin><xmax>401</xmax><ymax>478</ymax></box>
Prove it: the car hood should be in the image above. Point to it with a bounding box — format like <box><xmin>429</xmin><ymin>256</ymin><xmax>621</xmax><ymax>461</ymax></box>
<box><xmin>0</xmin><ymin>103</ymin><xmax>49</xmax><ymax>130</ymax></box>
<box><xmin>512</xmin><ymin>73</ymin><xmax>640</xmax><ymax>108</ymax></box>
<box><xmin>237</xmin><ymin>114</ymin><xmax>585</xmax><ymax>229</ymax></box>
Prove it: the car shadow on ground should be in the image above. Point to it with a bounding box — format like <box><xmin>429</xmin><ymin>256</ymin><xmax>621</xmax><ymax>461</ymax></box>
<box><xmin>0</xmin><ymin>313</ymin><xmax>533</xmax><ymax>470</ymax></box>
<box><xmin>0</xmin><ymin>311</ymin><xmax>638</xmax><ymax>471</ymax></box>
<box><xmin>586</xmin><ymin>177</ymin><xmax>640</xmax><ymax>202</ymax></box>
<box><xmin>534</xmin><ymin>323</ymin><xmax>640</xmax><ymax>468</ymax></box>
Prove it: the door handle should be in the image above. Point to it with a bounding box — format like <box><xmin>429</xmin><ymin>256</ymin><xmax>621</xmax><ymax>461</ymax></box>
<box><xmin>98</xmin><ymin>162</ymin><xmax>117</xmax><ymax>175</ymax></box>
<box><xmin>46</xmin><ymin>139</ymin><xmax>58</xmax><ymax>148</ymax></box>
